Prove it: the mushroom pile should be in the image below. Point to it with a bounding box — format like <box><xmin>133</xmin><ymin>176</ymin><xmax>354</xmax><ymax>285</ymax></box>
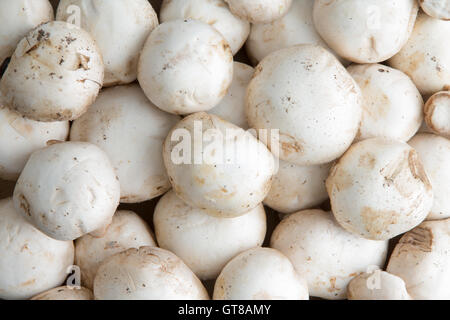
<box><xmin>0</xmin><ymin>0</ymin><xmax>449</xmax><ymax>301</ymax></box>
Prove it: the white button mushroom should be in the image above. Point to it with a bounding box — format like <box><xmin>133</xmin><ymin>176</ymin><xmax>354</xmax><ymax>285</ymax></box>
<box><xmin>70</xmin><ymin>84</ymin><xmax>180</xmax><ymax>203</ymax></box>
<box><xmin>138</xmin><ymin>19</ymin><xmax>233</xmax><ymax>115</ymax></box>
<box><xmin>209</xmin><ymin>62</ymin><xmax>253</xmax><ymax>129</ymax></box>
<box><xmin>160</xmin><ymin>0</ymin><xmax>250</xmax><ymax>55</ymax></box>
<box><xmin>224</xmin><ymin>0</ymin><xmax>292</xmax><ymax>24</ymax></box>
<box><xmin>163</xmin><ymin>112</ymin><xmax>275</xmax><ymax>218</ymax></box>
<box><xmin>0</xmin><ymin>198</ymin><xmax>74</xmax><ymax>300</ymax></box>
<box><xmin>246</xmin><ymin>44</ymin><xmax>362</xmax><ymax>165</ymax></box>
<box><xmin>0</xmin><ymin>21</ymin><xmax>104</xmax><ymax>122</ymax></box>
<box><xmin>327</xmin><ymin>138</ymin><xmax>434</xmax><ymax>240</ymax></box>
<box><xmin>13</xmin><ymin>141</ymin><xmax>121</xmax><ymax>241</ymax></box>
<box><xmin>419</xmin><ymin>0</ymin><xmax>450</xmax><ymax>20</ymax></box>
<box><xmin>213</xmin><ymin>247</ymin><xmax>309</xmax><ymax>300</ymax></box>
<box><xmin>313</xmin><ymin>0</ymin><xmax>418</xmax><ymax>63</ymax></box>
<box><xmin>31</xmin><ymin>286</ymin><xmax>93</xmax><ymax>300</ymax></box>
<box><xmin>94</xmin><ymin>246</ymin><xmax>209</xmax><ymax>300</ymax></box>
<box><xmin>0</xmin><ymin>0</ymin><xmax>54</xmax><ymax>66</ymax></box>
<box><xmin>270</xmin><ymin>210</ymin><xmax>388</xmax><ymax>300</ymax></box>
<box><xmin>389</xmin><ymin>13</ymin><xmax>450</xmax><ymax>96</ymax></box>
<box><xmin>409</xmin><ymin>133</ymin><xmax>450</xmax><ymax>220</ymax></box>
<box><xmin>387</xmin><ymin>218</ymin><xmax>450</xmax><ymax>300</ymax></box>
<box><xmin>424</xmin><ymin>91</ymin><xmax>450</xmax><ymax>138</ymax></box>
<box><xmin>56</xmin><ymin>0</ymin><xmax>158</xmax><ymax>87</ymax></box>
<box><xmin>347</xmin><ymin>64</ymin><xmax>423</xmax><ymax>142</ymax></box>
<box><xmin>154</xmin><ymin>190</ymin><xmax>267</xmax><ymax>280</ymax></box>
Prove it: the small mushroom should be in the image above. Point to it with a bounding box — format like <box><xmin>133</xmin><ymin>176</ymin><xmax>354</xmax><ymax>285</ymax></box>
<box><xmin>93</xmin><ymin>246</ymin><xmax>209</xmax><ymax>300</ymax></box>
<box><xmin>224</xmin><ymin>0</ymin><xmax>292</xmax><ymax>24</ymax></box>
<box><xmin>419</xmin><ymin>0</ymin><xmax>450</xmax><ymax>20</ymax></box>
<box><xmin>31</xmin><ymin>286</ymin><xmax>93</xmax><ymax>300</ymax></box>
<box><xmin>213</xmin><ymin>247</ymin><xmax>309</xmax><ymax>300</ymax></box>
<box><xmin>154</xmin><ymin>190</ymin><xmax>267</xmax><ymax>280</ymax></box>
<box><xmin>424</xmin><ymin>91</ymin><xmax>450</xmax><ymax>138</ymax></box>
<box><xmin>13</xmin><ymin>141</ymin><xmax>121</xmax><ymax>241</ymax></box>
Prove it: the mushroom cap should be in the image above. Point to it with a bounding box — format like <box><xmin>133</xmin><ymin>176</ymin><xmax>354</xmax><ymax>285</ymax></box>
<box><xmin>75</xmin><ymin>210</ymin><xmax>157</xmax><ymax>289</ymax></box>
<box><xmin>70</xmin><ymin>84</ymin><xmax>180</xmax><ymax>203</ymax></box>
<box><xmin>419</xmin><ymin>0</ymin><xmax>450</xmax><ymax>20</ymax></box>
<box><xmin>347</xmin><ymin>271</ymin><xmax>411</xmax><ymax>300</ymax></box>
<box><xmin>224</xmin><ymin>0</ymin><xmax>292</xmax><ymax>24</ymax></box>
<box><xmin>424</xmin><ymin>91</ymin><xmax>450</xmax><ymax>138</ymax></box>
<box><xmin>208</xmin><ymin>62</ymin><xmax>253</xmax><ymax>129</ymax></box>
<box><xmin>160</xmin><ymin>0</ymin><xmax>249</xmax><ymax>55</ymax></box>
<box><xmin>213</xmin><ymin>247</ymin><xmax>309</xmax><ymax>300</ymax></box>
<box><xmin>389</xmin><ymin>13</ymin><xmax>450</xmax><ymax>96</ymax></box>
<box><xmin>31</xmin><ymin>286</ymin><xmax>93</xmax><ymax>300</ymax></box>
<box><xmin>246</xmin><ymin>44</ymin><xmax>362</xmax><ymax>166</ymax></box>
<box><xmin>270</xmin><ymin>210</ymin><xmax>388</xmax><ymax>300</ymax></box>
<box><xmin>0</xmin><ymin>0</ymin><xmax>54</xmax><ymax>65</ymax></box>
<box><xmin>94</xmin><ymin>246</ymin><xmax>209</xmax><ymax>300</ymax></box>
<box><xmin>348</xmin><ymin>64</ymin><xmax>423</xmax><ymax>142</ymax></box>
<box><xmin>154</xmin><ymin>190</ymin><xmax>266</xmax><ymax>280</ymax></box>
<box><xmin>0</xmin><ymin>21</ymin><xmax>104</xmax><ymax>122</ymax></box>
<box><xmin>138</xmin><ymin>19</ymin><xmax>233</xmax><ymax>115</ymax></box>
<box><xmin>264</xmin><ymin>160</ymin><xmax>332</xmax><ymax>214</ymax></box>
<box><xmin>387</xmin><ymin>218</ymin><xmax>450</xmax><ymax>300</ymax></box>
<box><xmin>327</xmin><ymin>138</ymin><xmax>433</xmax><ymax>240</ymax></box>
<box><xmin>56</xmin><ymin>0</ymin><xmax>158</xmax><ymax>87</ymax></box>
<box><xmin>0</xmin><ymin>198</ymin><xmax>74</xmax><ymax>300</ymax></box>
<box><xmin>409</xmin><ymin>133</ymin><xmax>450</xmax><ymax>220</ymax></box>
<box><xmin>163</xmin><ymin>112</ymin><xmax>275</xmax><ymax>218</ymax></box>
<box><xmin>313</xmin><ymin>0</ymin><xmax>418</xmax><ymax>64</ymax></box>
<box><xmin>13</xmin><ymin>141</ymin><xmax>120</xmax><ymax>241</ymax></box>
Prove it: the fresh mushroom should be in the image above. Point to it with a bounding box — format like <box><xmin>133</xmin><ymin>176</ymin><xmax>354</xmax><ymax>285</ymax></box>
<box><xmin>31</xmin><ymin>286</ymin><xmax>93</xmax><ymax>300</ymax></box>
<box><xmin>424</xmin><ymin>91</ymin><xmax>450</xmax><ymax>138</ymax></box>
<box><xmin>419</xmin><ymin>0</ymin><xmax>450</xmax><ymax>20</ymax></box>
<box><xmin>224</xmin><ymin>0</ymin><xmax>292</xmax><ymax>24</ymax></box>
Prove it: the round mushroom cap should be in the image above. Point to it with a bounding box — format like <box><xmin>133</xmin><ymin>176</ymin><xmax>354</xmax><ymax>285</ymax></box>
<box><xmin>154</xmin><ymin>191</ymin><xmax>266</xmax><ymax>280</ymax></box>
<box><xmin>246</xmin><ymin>44</ymin><xmax>362</xmax><ymax>166</ymax></box>
<box><xmin>213</xmin><ymin>247</ymin><xmax>309</xmax><ymax>300</ymax></box>
<box><xmin>424</xmin><ymin>91</ymin><xmax>450</xmax><ymax>138</ymax></box>
<box><xmin>94</xmin><ymin>246</ymin><xmax>209</xmax><ymax>300</ymax></box>
<box><xmin>224</xmin><ymin>0</ymin><xmax>292</xmax><ymax>24</ymax></box>
<box><xmin>347</xmin><ymin>271</ymin><xmax>411</xmax><ymax>300</ymax></box>
<box><xmin>160</xmin><ymin>0</ymin><xmax>249</xmax><ymax>55</ymax></box>
<box><xmin>313</xmin><ymin>0</ymin><xmax>418</xmax><ymax>64</ymax></box>
<box><xmin>0</xmin><ymin>198</ymin><xmax>74</xmax><ymax>300</ymax></box>
<box><xmin>75</xmin><ymin>210</ymin><xmax>156</xmax><ymax>289</ymax></box>
<box><xmin>389</xmin><ymin>13</ymin><xmax>450</xmax><ymax>96</ymax></box>
<box><xmin>70</xmin><ymin>84</ymin><xmax>180</xmax><ymax>203</ymax></box>
<box><xmin>409</xmin><ymin>133</ymin><xmax>450</xmax><ymax>220</ymax></box>
<box><xmin>270</xmin><ymin>210</ymin><xmax>388</xmax><ymax>300</ymax></box>
<box><xmin>327</xmin><ymin>138</ymin><xmax>434</xmax><ymax>240</ymax></box>
<box><xmin>348</xmin><ymin>64</ymin><xmax>423</xmax><ymax>142</ymax></box>
<box><xmin>420</xmin><ymin>0</ymin><xmax>450</xmax><ymax>20</ymax></box>
<box><xmin>264</xmin><ymin>160</ymin><xmax>332</xmax><ymax>215</ymax></box>
<box><xmin>209</xmin><ymin>62</ymin><xmax>253</xmax><ymax>129</ymax></box>
<box><xmin>0</xmin><ymin>21</ymin><xmax>104</xmax><ymax>122</ymax></box>
<box><xmin>56</xmin><ymin>0</ymin><xmax>158</xmax><ymax>87</ymax></box>
<box><xmin>0</xmin><ymin>102</ymin><xmax>69</xmax><ymax>181</ymax></box>
<box><xmin>163</xmin><ymin>112</ymin><xmax>275</xmax><ymax>218</ymax></box>
<box><xmin>138</xmin><ymin>19</ymin><xmax>233</xmax><ymax>115</ymax></box>
<box><xmin>13</xmin><ymin>141</ymin><xmax>121</xmax><ymax>241</ymax></box>
<box><xmin>0</xmin><ymin>0</ymin><xmax>54</xmax><ymax>65</ymax></box>
<box><xmin>387</xmin><ymin>218</ymin><xmax>450</xmax><ymax>300</ymax></box>
<box><xmin>31</xmin><ymin>286</ymin><xmax>93</xmax><ymax>300</ymax></box>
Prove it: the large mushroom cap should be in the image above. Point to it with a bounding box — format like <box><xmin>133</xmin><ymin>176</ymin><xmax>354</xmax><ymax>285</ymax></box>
<box><xmin>347</xmin><ymin>271</ymin><xmax>411</xmax><ymax>300</ymax></box>
<box><xmin>224</xmin><ymin>0</ymin><xmax>292</xmax><ymax>24</ymax></box>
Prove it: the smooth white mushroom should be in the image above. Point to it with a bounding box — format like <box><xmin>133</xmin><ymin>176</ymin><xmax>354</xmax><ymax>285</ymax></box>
<box><xmin>246</xmin><ymin>44</ymin><xmax>362</xmax><ymax>165</ymax></box>
<box><xmin>163</xmin><ymin>112</ymin><xmax>275</xmax><ymax>218</ymax></box>
<box><xmin>0</xmin><ymin>197</ymin><xmax>74</xmax><ymax>300</ymax></box>
<box><xmin>13</xmin><ymin>141</ymin><xmax>121</xmax><ymax>241</ymax></box>
<box><xmin>56</xmin><ymin>0</ymin><xmax>158</xmax><ymax>87</ymax></box>
<box><xmin>424</xmin><ymin>91</ymin><xmax>450</xmax><ymax>138</ymax></box>
<box><xmin>70</xmin><ymin>84</ymin><xmax>180</xmax><ymax>203</ymax></box>
<box><xmin>224</xmin><ymin>0</ymin><xmax>292</xmax><ymax>24</ymax></box>
<box><xmin>0</xmin><ymin>21</ymin><xmax>104</xmax><ymax>122</ymax></box>
<box><xmin>213</xmin><ymin>247</ymin><xmax>309</xmax><ymax>300</ymax></box>
<box><xmin>31</xmin><ymin>286</ymin><xmax>93</xmax><ymax>300</ymax></box>
<box><xmin>326</xmin><ymin>138</ymin><xmax>433</xmax><ymax>240</ymax></box>
<box><xmin>94</xmin><ymin>246</ymin><xmax>209</xmax><ymax>300</ymax></box>
<box><xmin>387</xmin><ymin>218</ymin><xmax>450</xmax><ymax>300</ymax></box>
<box><xmin>154</xmin><ymin>190</ymin><xmax>267</xmax><ymax>280</ymax></box>
<box><xmin>160</xmin><ymin>0</ymin><xmax>249</xmax><ymax>55</ymax></box>
<box><xmin>270</xmin><ymin>209</ymin><xmax>388</xmax><ymax>300</ymax></box>
<box><xmin>347</xmin><ymin>64</ymin><xmax>423</xmax><ymax>142</ymax></box>
<box><xmin>138</xmin><ymin>19</ymin><xmax>233</xmax><ymax>115</ymax></box>
<box><xmin>313</xmin><ymin>0</ymin><xmax>418</xmax><ymax>63</ymax></box>
<box><xmin>389</xmin><ymin>12</ymin><xmax>450</xmax><ymax>96</ymax></box>
<box><xmin>419</xmin><ymin>0</ymin><xmax>450</xmax><ymax>20</ymax></box>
